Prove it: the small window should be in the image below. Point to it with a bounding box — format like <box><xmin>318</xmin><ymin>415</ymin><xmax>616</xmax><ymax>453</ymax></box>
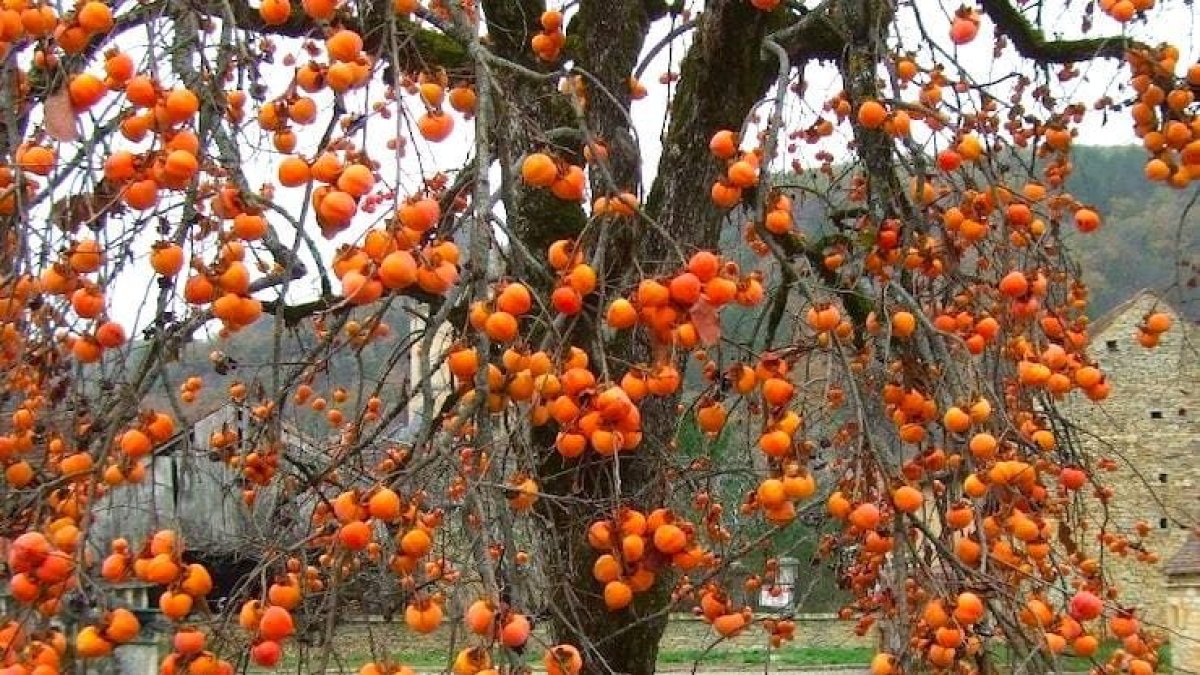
<box><xmin>1105</xmin><ymin>339</ymin><xmax>1119</xmax><ymax>352</ymax></box>
<box><xmin>1159</xmin><ymin>473</ymin><xmax>1168</xmax><ymax>484</ymax></box>
<box><xmin>1150</xmin><ymin>410</ymin><xmax>1163</xmax><ymax>420</ymax></box>
<box><xmin>1160</xmin><ymin>518</ymin><xmax>1169</xmax><ymax>529</ymax></box>
<box><xmin>1179</xmin><ymin>408</ymin><xmax>1188</xmax><ymax>417</ymax></box>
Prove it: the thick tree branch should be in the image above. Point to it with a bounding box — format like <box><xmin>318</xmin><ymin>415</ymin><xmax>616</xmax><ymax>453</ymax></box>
<box><xmin>202</xmin><ymin>0</ymin><xmax>470</xmax><ymax>72</ymax></box>
<box><xmin>979</xmin><ymin>0</ymin><xmax>1137</xmax><ymax>62</ymax></box>
<box><xmin>642</xmin><ymin>0</ymin><xmax>777</xmax><ymax>259</ymax></box>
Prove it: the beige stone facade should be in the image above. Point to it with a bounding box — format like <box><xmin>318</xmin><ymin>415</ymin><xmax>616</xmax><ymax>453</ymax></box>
<box><xmin>1165</xmin><ymin>535</ymin><xmax>1200</xmax><ymax>671</ymax></box>
<box><xmin>1063</xmin><ymin>291</ymin><xmax>1199</xmax><ymax>628</ymax></box>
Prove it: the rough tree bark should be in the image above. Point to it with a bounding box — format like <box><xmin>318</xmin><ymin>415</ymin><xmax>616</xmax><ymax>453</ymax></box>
<box><xmin>520</xmin><ymin>2</ymin><xmax>786</xmax><ymax>672</ymax></box>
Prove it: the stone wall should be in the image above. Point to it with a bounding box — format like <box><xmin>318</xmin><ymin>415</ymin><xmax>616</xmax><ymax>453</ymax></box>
<box><xmin>87</xmin><ymin>404</ymin><xmax>319</xmax><ymax>558</ymax></box>
<box><xmin>1166</xmin><ymin>574</ymin><xmax>1200</xmax><ymax>671</ymax></box>
<box><xmin>1062</xmin><ymin>292</ymin><xmax>1199</xmax><ymax>625</ymax></box>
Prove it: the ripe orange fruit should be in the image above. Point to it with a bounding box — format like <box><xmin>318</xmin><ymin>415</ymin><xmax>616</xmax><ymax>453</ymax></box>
<box><xmin>123</xmin><ymin>179</ymin><xmax>160</xmax><ymax>210</ymax></box>
<box><xmin>954</xmin><ymin>592</ymin><xmax>985</xmax><ymax>624</ymax></box>
<box><xmin>709</xmin><ymin>130</ymin><xmax>737</xmax><ymax>159</ymax></box>
<box><xmin>326</xmin><ymin>29</ymin><xmax>363</xmax><ymax>62</ymax></box>
<box><xmin>606</xmin><ymin>298</ymin><xmax>637</xmax><ymax>329</ymax></box>
<box><xmin>173</xmin><ymin>628</ymin><xmax>206</xmax><ymax>655</ymax></box>
<box><xmin>105</xmin><ymin>50</ymin><xmax>134</xmax><ymax>81</ymax></box>
<box><xmin>756</xmin><ymin>479</ymin><xmax>787</xmax><ymax>509</ymax></box>
<box><xmin>603</xmin><ymin>580</ymin><xmax>633</xmax><ymax>610</ymax></box>
<box><xmin>998</xmin><ymin>270</ymin><xmax>1028</xmax><ymax>297</ymax></box>
<box><xmin>713</xmin><ymin>612</ymin><xmax>748</xmax><ymax>637</ymax></box>
<box><xmin>484</xmin><ymin>311</ymin><xmax>519</xmax><ymax>343</ymax></box>
<box><xmin>400</xmin><ymin>528</ymin><xmax>432</xmax><ymax>557</ymax></box>
<box><xmin>338</xmin><ymin>520</ymin><xmax>371</xmax><ymax>550</ymax></box>
<box><xmin>251</xmin><ymin>641</ymin><xmax>282</xmax><ymax>667</ymax></box>
<box><xmin>849</xmin><ymin>503</ymin><xmax>881</xmax><ymax>530</ymax></box>
<box><xmin>397</xmin><ymin>197</ymin><xmax>440</xmax><ymax>231</ymax></box>
<box><xmin>260</xmin><ymin>0</ymin><xmax>291</xmax><ymax>24</ymax></box>
<box><xmin>652</xmin><ymin>523</ymin><xmax>686</xmax><ymax>554</ymax></box>
<box><xmin>726</xmin><ymin>159</ymin><xmax>758</xmax><ymax>187</ymax></box>
<box><xmin>164</xmin><ymin>88</ymin><xmax>199</xmax><ymax>124</ymax></box>
<box><xmin>1074</xmin><ymin>207</ymin><xmax>1100</xmax><ymax>233</ymax></box>
<box><xmin>949</xmin><ymin>16</ymin><xmax>978</xmax><ymax>44</ymax></box>
<box><xmin>551</xmin><ymin>286</ymin><xmax>582</xmax><ymax>315</ymax></box>
<box><xmin>337</xmin><ymin>164</ymin><xmax>375</xmax><ymax>197</ymax></box>
<box><xmin>77</xmin><ymin>1</ymin><xmax>114</xmax><ymax>33</ymax></box>
<box><xmin>95</xmin><ymin>321</ymin><xmax>126</xmax><ymax>348</ymax></box>
<box><xmin>231</xmin><ymin>213</ymin><xmax>267</xmax><ymax>242</ymax></box>
<box><xmin>302</xmin><ymin>0</ymin><xmax>336</xmax><ymax>20</ymax></box>
<box><xmin>274</xmin><ymin>156</ymin><xmax>309</xmax><ymax>187</ymax></box>
<box><xmin>892</xmin><ymin>486</ymin><xmax>924</xmax><ymax>513</ymax></box>
<box><xmin>68</xmin><ymin>73</ymin><xmax>108</xmax><ymax>109</ymax></box>
<box><xmin>544</xmin><ymin>645</ymin><xmax>583</xmax><ymax>675</ymax></box>
<box><xmin>891</xmin><ymin>311</ymin><xmax>916</xmax><ymax>337</ymax></box>
<box><xmin>521</xmin><ymin>153</ymin><xmax>558</xmax><ymax>187</ymax></box>
<box><xmin>16</xmin><ymin>145</ymin><xmax>55</xmax><ymax>175</ymax></box>
<box><xmin>317</xmin><ymin>189</ymin><xmax>357</xmax><ymax>227</ymax></box>
<box><xmin>1145</xmin><ymin>311</ymin><xmax>1172</xmax><ymax>333</ymax></box>
<box><xmin>405</xmin><ymin>600</ymin><xmax>444</xmax><ymax>634</ymax></box>
<box><xmin>103</xmin><ymin>608</ymin><xmax>140</xmax><ymax>643</ymax></box>
<box><xmin>496</xmin><ymin>283</ymin><xmax>532</xmax><ymax>316</ymax></box>
<box><xmin>417</xmin><ymin>112</ymin><xmax>454</xmax><ymax>142</ymax></box>
<box><xmin>75</xmin><ymin>626</ymin><xmax>113</xmax><ymax>658</ymax></box>
<box><xmin>118</xmin><ymin>429</ymin><xmax>152</xmax><ymax>458</ymax></box>
<box><xmin>857</xmin><ymin>100</ymin><xmax>887</xmax><ymax>129</ymax></box>
<box><xmin>285</xmin><ymin>97</ymin><xmax>316</xmax><ymax>125</ymax></box>
<box><xmin>449</xmin><ymin>85</ymin><xmax>477</xmax><ymax>112</ymax></box>
<box><xmin>377</xmin><ymin>251</ymin><xmax>417</xmax><ymax>290</ymax></box>
<box><xmin>258</xmin><ymin>606</ymin><xmax>294</xmax><ymax>641</ymax></box>
<box><xmin>499</xmin><ymin>613</ymin><xmax>531</xmax><ymax>647</ymax></box>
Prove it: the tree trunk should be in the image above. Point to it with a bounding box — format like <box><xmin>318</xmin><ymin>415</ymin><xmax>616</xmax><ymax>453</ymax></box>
<box><xmin>531</xmin><ymin>3</ymin><xmax>782</xmax><ymax>672</ymax></box>
<box><xmin>475</xmin><ymin>1</ymin><xmax>804</xmax><ymax>671</ymax></box>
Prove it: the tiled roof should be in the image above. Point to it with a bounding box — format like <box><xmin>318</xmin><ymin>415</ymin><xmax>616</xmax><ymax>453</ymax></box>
<box><xmin>1164</xmin><ymin>532</ymin><xmax>1200</xmax><ymax>576</ymax></box>
<box><xmin>1087</xmin><ymin>288</ymin><xmax>1197</xmax><ymax>339</ymax></box>
<box><xmin>1088</xmin><ymin>289</ymin><xmax>1157</xmax><ymax>338</ymax></box>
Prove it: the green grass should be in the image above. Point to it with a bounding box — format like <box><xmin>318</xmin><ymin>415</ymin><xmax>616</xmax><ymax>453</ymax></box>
<box><xmin>275</xmin><ymin>645</ymin><xmax>448</xmax><ymax>669</ymax></box>
<box><xmin>259</xmin><ymin>635</ymin><xmax>1173</xmax><ymax>672</ymax></box>
<box><xmin>269</xmin><ymin>643</ymin><xmax>874</xmax><ymax>671</ymax></box>
<box><xmin>657</xmin><ymin>645</ymin><xmax>872</xmax><ymax>667</ymax></box>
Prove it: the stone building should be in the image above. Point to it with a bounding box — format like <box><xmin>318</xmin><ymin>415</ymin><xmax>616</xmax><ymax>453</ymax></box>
<box><xmin>1063</xmin><ymin>290</ymin><xmax>1199</xmax><ymax>627</ymax></box>
<box><xmin>1165</xmin><ymin>534</ymin><xmax>1200</xmax><ymax>670</ymax></box>
<box><xmin>87</xmin><ymin>403</ymin><xmax>324</xmax><ymax>599</ymax></box>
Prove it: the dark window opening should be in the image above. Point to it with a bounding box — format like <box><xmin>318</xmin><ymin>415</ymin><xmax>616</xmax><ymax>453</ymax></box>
<box><xmin>1105</xmin><ymin>339</ymin><xmax>1119</xmax><ymax>352</ymax></box>
<box><xmin>1159</xmin><ymin>473</ymin><xmax>1168</xmax><ymax>484</ymax></box>
<box><xmin>1150</xmin><ymin>410</ymin><xmax>1163</xmax><ymax>419</ymax></box>
<box><xmin>1179</xmin><ymin>408</ymin><xmax>1188</xmax><ymax>417</ymax></box>
<box><xmin>1160</xmin><ymin>518</ymin><xmax>1169</xmax><ymax>529</ymax></box>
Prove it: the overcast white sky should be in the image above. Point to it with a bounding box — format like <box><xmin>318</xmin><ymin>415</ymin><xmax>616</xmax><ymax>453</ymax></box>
<box><xmin>86</xmin><ymin>0</ymin><xmax>1198</xmax><ymax>333</ymax></box>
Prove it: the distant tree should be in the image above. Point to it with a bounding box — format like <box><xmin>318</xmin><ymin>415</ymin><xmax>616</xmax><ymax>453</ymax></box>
<box><xmin>0</xmin><ymin>0</ymin><xmax>1196</xmax><ymax>674</ymax></box>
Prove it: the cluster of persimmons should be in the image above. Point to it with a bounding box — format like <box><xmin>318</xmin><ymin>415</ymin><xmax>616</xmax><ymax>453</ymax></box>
<box><xmin>0</xmin><ymin>0</ymin><xmax>1195</xmax><ymax>674</ymax></box>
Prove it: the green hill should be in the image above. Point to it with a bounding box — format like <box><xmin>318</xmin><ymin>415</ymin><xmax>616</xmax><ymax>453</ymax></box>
<box><xmin>1062</xmin><ymin>146</ymin><xmax>1197</xmax><ymax>320</ymax></box>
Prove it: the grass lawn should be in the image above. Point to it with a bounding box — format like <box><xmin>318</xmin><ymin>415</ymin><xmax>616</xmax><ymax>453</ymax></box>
<box><xmin>270</xmin><ymin>644</ymin><xmax>874</xmax><ymax>671</ymax></box>
<box><xmin>658</xmin><ymin>646</ymin><xmax>873</xmax><ymax>667</ymax></box>
<box><xmin>256</xmin><ymin>627</ymin><xmax>1172</xmax><ymax>673</ymax></box>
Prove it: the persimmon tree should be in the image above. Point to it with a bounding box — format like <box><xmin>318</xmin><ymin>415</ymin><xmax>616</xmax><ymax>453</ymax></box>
<box><xmin>0</xmin><ymin>0</ymin><xmax>1197</xmax><ymax>673</ymax></box>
